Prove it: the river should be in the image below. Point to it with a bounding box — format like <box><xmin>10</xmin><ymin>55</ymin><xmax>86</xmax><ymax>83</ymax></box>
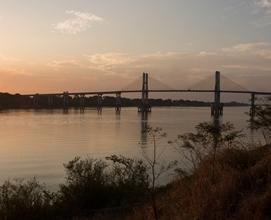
<box><xmin>0</xmin><ymin>107</ymin><xmax>262</xmax><ymax>190</ymax></box>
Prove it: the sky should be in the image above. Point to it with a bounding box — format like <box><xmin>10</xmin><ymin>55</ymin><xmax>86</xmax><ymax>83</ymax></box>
<box><xmin>0</xmin><ymin>0</ymin><xmax>271</xmax><ymax>98</ymax></box>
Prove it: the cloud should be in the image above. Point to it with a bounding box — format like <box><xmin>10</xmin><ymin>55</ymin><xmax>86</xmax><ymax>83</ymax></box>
<box><xmin>222</xmin><ymin>42</ymin><xmax>268</xmax><ymax>52</ymax></box>
<box><xmin>53</xmin><ymin>10</ymin><xmax>103</xmax><ymax>34</ymax></box>
<box><xmin>249</xmin><ymin>0</ymin><xmax>271</xmax><ymax>26</ymax></box>
<box><xmin>222</xmin><ymin>42</ymin><xmax>271</xmax><ymax>59</ymax></box>
<box><xmin>84</xmin><ymin>53</ymin><xmax>136</xmax><ymax>72</ymax></box>
<box><xmin>1</xmin><ymin>44</ymin><xmax>271</xmax><ymax>96</ymax></box>
<box><xmin>0</xmin><ymin>54</ymin><xmax>21</xmax><ymax>63</ymax></box>
<box><xmin>256</xmin><ymin>0</ymin><xmax>271</xmax><ymax>11</ymax></box>
<box><xmin>198</xmin><ymin>51</ymin><xmax>217</xmax><ymax>57</ymax></box>
<box><xmin>47</xmin><ymin>60</ymin><xmax>81</xmax><ymax>70</ymax></box>
<box><xmin>254</xmin><ymin>0</ymin><xmax>271</xmax><ymax>15</ymax></box>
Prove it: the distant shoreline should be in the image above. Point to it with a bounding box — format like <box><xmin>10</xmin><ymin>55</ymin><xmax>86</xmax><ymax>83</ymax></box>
<box><xmin>0</xmin><ymin>92</ymin><xmax>248</xmax><ymax>110</ymax></box>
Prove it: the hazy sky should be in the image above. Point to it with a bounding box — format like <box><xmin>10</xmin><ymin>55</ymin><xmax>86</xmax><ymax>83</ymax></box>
<box><xmin>0</xmin><ymin>0</ymin><xmax>271</xmax><ymax>96</ymax></box>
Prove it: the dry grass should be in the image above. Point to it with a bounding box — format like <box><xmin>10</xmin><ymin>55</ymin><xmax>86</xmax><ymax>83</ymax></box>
<box><xmin>122</xmin><ymin>146</ymin><xmax>271</xmax><ymax>220</ymax></box>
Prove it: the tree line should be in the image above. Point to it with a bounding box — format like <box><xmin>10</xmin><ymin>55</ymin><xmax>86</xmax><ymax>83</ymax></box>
<box><xmin>0</xmin><ymin>92</ymin><xmax>247</xmax><ymax>109</ymax></box>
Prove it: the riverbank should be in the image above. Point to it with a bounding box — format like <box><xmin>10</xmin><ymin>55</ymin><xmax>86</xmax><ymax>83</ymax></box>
<box><xmin>126</xmin><ymin>145</ymin><xmax>271</xmax><ymax>220</ymax></box>
<box><xmin>0</xmin><ymin>144</ymin><xmax>270</xmax><ymax>219</ymax></box>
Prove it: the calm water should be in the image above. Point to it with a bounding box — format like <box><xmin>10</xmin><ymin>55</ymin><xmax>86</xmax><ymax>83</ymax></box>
<box><xmin>0</xmin><ymin>107</ymin><xmax>260</xmax><ymax>190</ymax></box>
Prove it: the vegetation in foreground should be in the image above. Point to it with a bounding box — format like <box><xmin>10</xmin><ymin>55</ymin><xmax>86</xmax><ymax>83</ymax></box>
<box><xmin>1</xmin><ymin>145</ymin><xmax>271</xmax><ymax>220</ymax></box>
<box><xmin>0</xmin><ymin>155</ymin><xmax>150</xmax><ymax>220</ymax></box>
<box><xmin>0</xmin><ymin>105</ymin><xmax>270</xmax><ymax>220</ymax></box>
<box><xmin>129</xmin><ymin>145</ymin><xmax>271</xmax><ymax>220</ymax></box>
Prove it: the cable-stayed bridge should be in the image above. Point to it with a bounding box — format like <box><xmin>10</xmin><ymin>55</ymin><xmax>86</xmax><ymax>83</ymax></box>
<box><xmin>22</xmin><ymin>71</ymin><xmax>271</xmax><ymax>119</ymax></box>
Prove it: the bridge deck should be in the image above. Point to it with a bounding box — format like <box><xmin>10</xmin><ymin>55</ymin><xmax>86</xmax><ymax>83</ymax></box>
<box><xmin>22</xmin><ymin>89</ymin><xmax>271</xmax><ymax>97</ymax></box>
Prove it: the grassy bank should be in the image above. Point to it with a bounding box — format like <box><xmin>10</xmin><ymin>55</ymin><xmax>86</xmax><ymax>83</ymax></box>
<box><xmin>127</xmin><ymin>145</ymin><xmax>271</xmax><ymax>220</ymax></box>
<box><xmin>0</xmin><ymin>145</ymin><xmax>271</xmax><ymax>219</ymax></box>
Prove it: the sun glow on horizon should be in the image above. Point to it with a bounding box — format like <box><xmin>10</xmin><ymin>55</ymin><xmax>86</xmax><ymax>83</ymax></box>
<box><xmin>0</xmin><ymin>0</ymin><xmax>271</xmax><ymax>94</ymax></box>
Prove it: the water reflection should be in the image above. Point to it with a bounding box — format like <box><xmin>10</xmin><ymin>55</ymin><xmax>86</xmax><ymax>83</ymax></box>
<box><xmin>62</xmin><ymin>108</ymin><xmax>69</xmax><ymax>114</ymax></box>
<box><xmin>115</xmin><ymin>110</ymin><xmax>121</xmax><ymax>135</ymax></box>
<box><xmin>140</xmin><ymin>112</ymin><xmax>149</xmax><ymax>146</ymax></box>
<box><xmin>0</xmin><ymin>107</ymin><xmax>262</xmax><ymax>189</ymax></box>
<box><xmin>80</xmin><ymin>108</ymin><xmax>85</xmax><ymax>114</ymax></box>
<box><xmin>97</xmin><ymin>109</ymin><xmax>102</xmax><ymax>115</ymax></box>
<box><xmin>115</xmin><ymin>110</ymin><xmax>121</xmax><ymax>119</ymax></box>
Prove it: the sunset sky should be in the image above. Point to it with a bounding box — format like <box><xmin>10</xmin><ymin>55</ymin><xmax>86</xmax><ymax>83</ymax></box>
<box><xmin>0</xmin><ymin>0</ymin><xmax>271</xmax><ymax>95</ymax></box>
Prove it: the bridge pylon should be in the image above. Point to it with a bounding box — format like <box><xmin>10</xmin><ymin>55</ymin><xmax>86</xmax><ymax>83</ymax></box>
<box><xmin>138</xmin><ymin>73</ymin><xmax>151</xmax><ymax>113</ymax></box>
<box><xmin>211</xmin><ymin>71</ymin><xmax>223</xmax><ymax>118</ymax></box>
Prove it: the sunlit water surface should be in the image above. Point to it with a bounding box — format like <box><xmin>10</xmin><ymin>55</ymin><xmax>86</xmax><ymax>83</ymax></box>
<box><xmin>0</xmin><ymin>107</ymin><xmax>262</xmax><ymax>190</ymax></box>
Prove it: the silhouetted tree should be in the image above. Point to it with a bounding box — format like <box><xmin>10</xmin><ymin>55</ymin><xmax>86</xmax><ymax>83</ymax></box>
<box><xmin>143</xmin><ymin>127</ymin><xmax>178</xmax><ymax>220</ymax></box>
<box><xmin>0</xmin><ymin>178</ymin><xmax>56</xmax><ymax>220</ymax></box>
<box><xmin>171</xmin><ymin>122</ymin><xmax>244</xmax><ymax>172</ymax></box>
<box><xmin>58</xmin><ymin>155</ymin><xmax>150</xmax><ymax>217</ymax></box>
<box><xmin>250</xmin><ymin>104</ymin><xmax>271</xmax><ymax>144</ymax></box>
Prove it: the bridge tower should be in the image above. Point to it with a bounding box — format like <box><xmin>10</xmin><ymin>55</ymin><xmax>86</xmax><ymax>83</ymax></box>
<box><xmin>211</xmin><ymin>71</ymin><xmax>223</xmax><ymax>117</ymax></box>
<box><xmin>138</xmin><ymin>73</ymin><xmax>151</xmax><ymax>113</ymax></box>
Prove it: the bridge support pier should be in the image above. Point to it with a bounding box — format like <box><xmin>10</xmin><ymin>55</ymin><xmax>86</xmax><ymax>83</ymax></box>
<box><xmin>63</xmin><ymin>91</ymin><xmax>69</xmax><ymax>109</ymax></box>
<box><xmin>138</xmin><ymin>72</ymin><xmax>151</xmax><ymax>113</ymax></box>
<box><xmin>48</xmin><ymin>96</ymin><xmax>54</xmax><ymax>107</ymax></box>
<box><xmin>80</xmin><ymin>94</ymin><xmax>85</xmax><ymax>110</ymax></box>
<box><xmin>250</xmin><ymin>93</ymin><xmax>256</xmax><ymax>121</ymax></box>
<box><xmin>74</xmin><ymin>95</ymin><xmax>79</xmax><ymax>107</ymax></box>
<box><xmin>97</xmin><ymin>94</ymin><xmax>103</xmax><ymax>113</ymax></box>
<box><xmin>211</xmin><ymin>71</ymin><xmax>223</xmax><ymax>118</ymax></box>
<box><xmin>33</xmin><ymin>94</ymin><xmax>39</xmax><ymax>108</ymax></box>
<box><xmin>116</xmin><ymin>92</ymin><xmax>121</xmax><ymax>113</ymax></box>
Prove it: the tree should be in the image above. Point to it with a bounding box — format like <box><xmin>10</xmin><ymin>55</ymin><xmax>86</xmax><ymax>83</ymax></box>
<box><xmin>171</xmin><ymin>122</ymin><xmax>244</xmax><ymax>173</ymax></box>
<box><xmin>58</xmin><ymin>155</ymin><xmax>150</xmax><ymax>216</ymax></box>
<box><xmin>105</xmin><ymin>154</ymin><xmax>150</xmax><ymax>204</ymax></box>
<box><xmin>59</xmin><ymin>157</ymin><xmax>110</xmax><ymax>216</ymax></box>
<box><xmin>142</xmin><ymin>127</ymin><xmax>177</xmax><ymax>220</ymax></box>
<box><xmin>0</xmin><ymin>178</ymin><xmax>56</xmax><ymax>219</ymax></box>
<box><xmin>250</xmin><ymin>104</ymin><xmax>271</xmax><ymax>144</ymax></box>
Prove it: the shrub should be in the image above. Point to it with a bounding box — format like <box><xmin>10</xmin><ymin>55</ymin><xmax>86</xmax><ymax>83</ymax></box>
<box><xmin>0</xmin><ymin>178</ymin><xmax>56</xmax><ymax>220</ymax></box>
<box><xmin>250</xmin><ymin>105</ymin><xmax>271</xmax><ymax>144</ymax></box>
<box><xmin>172</xmin><ymin>121</ymin><xmax>244</xmax><ymax>170</ymax></box>
<box><xmin>58</xmin><ymin>155</ymin><xmax>150</xmax><ymax>217</ymax></box>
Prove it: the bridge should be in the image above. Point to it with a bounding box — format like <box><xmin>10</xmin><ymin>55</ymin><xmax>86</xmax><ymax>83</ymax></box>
<box><xmin>22</xmin><ymin>71</ymin><xmax>271</xmax><ymax>120</ymax></box>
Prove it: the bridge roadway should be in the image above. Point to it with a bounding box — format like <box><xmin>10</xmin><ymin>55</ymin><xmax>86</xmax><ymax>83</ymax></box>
<box><xmin>22</xmin><ymin>89</ymin><xmax>271</xmax><ymax>97</ymax></box>
<box><xmin>12</xmin><ymin>72</ymin><xmax>270</xmax><ymax>118</ymax></box>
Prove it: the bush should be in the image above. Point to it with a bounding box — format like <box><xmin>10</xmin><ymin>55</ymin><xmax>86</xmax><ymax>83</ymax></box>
<box><xmin>57</xmin><ymin>155</ymin><xmax>150</xmax><ymax>217</ymax></box>
<box><xmin>0</xmin><ymin>178</ymin><xmax>56</xmax><ymax>220</ymax></box>
<box><xmin>130</xmin><ymin>146</ymin><xmax>271</xmax><ymax>220</ymax></box>
<box><xmin>251</xmin><ymin>105</ymin><xmax>271</xmax><ymax>144</ymax></box>
<box><xmin>172</xmin><ymin>121</ymin><xmax>244</xmax><ymax>171</ymax></box>
<box><xmin>0</xmin><ymin>155</ymin><xmax>150</xmax><ymax>219</ymax></box>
